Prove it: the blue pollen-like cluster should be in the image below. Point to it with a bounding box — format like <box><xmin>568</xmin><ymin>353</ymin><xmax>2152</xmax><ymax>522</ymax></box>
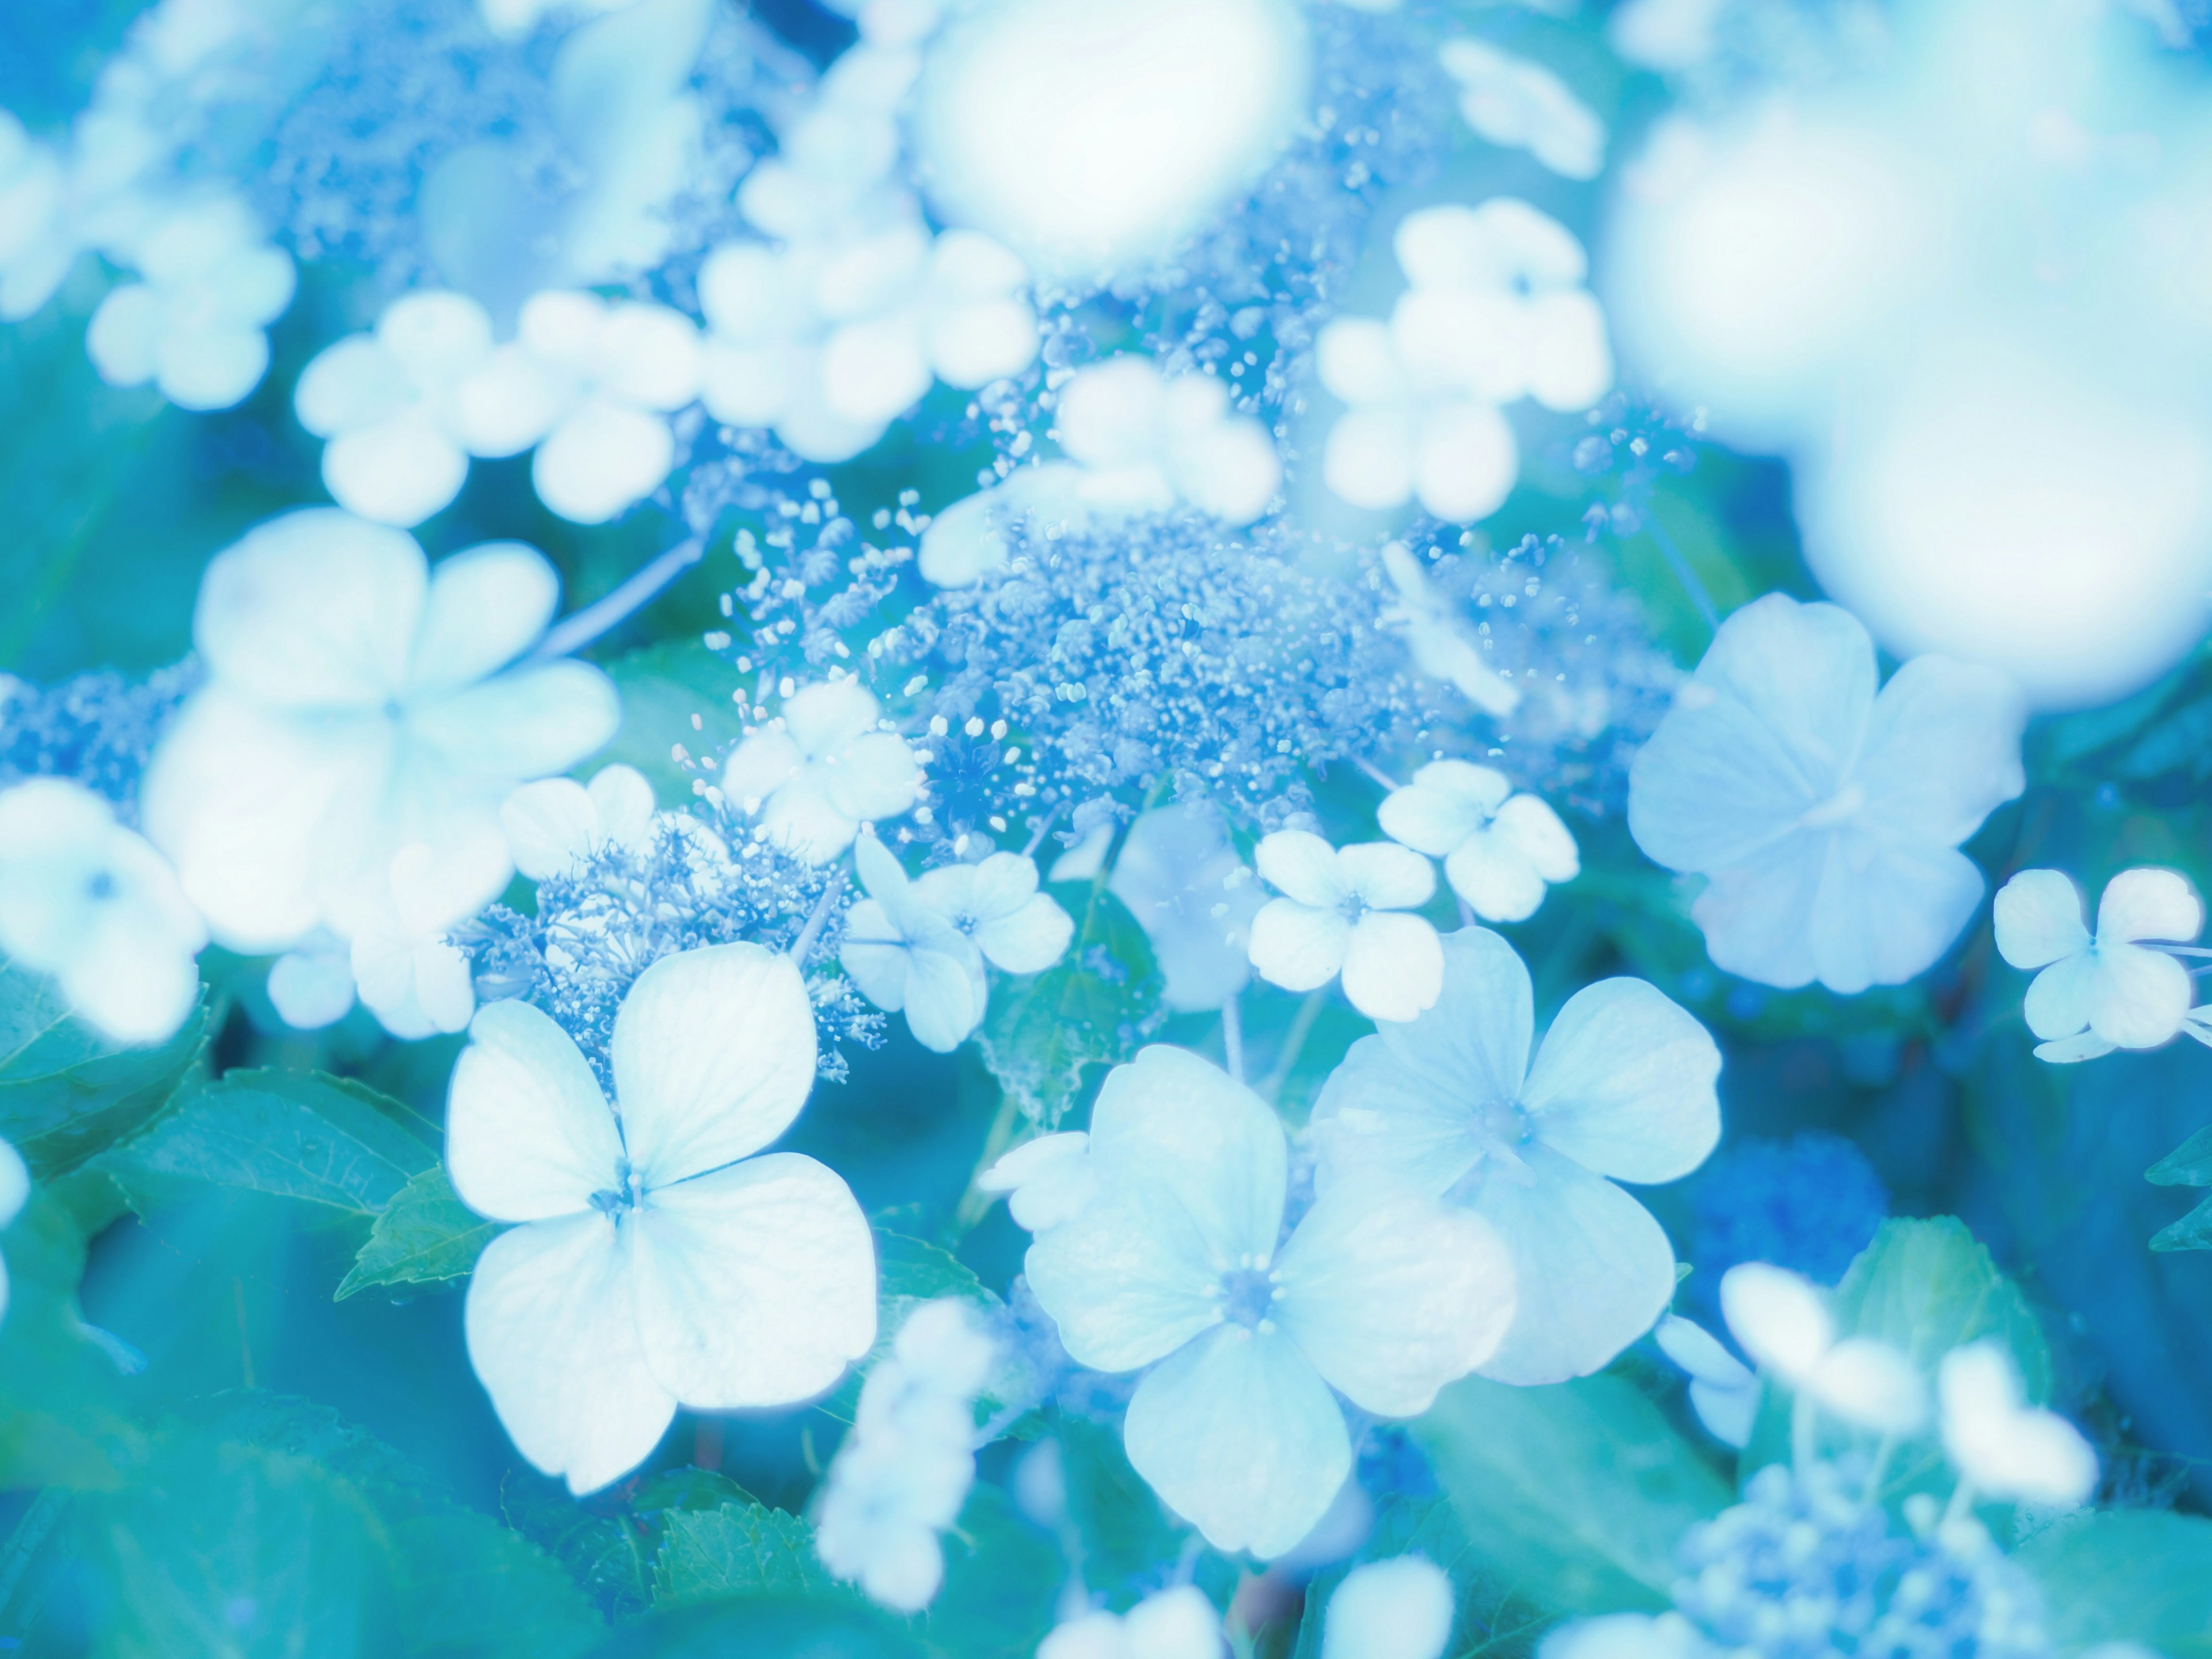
<box><xmin>0</xmin><ymin>660</ymin><xmax>199</xmax><ymax>819</ymax></box>
<box><xmin>1690</xmin><ymin>1131</ymin><xmax>1892</xmax><ymax>1294</ymax></box>
<box><xmin>1672</xmin><ymin>1463</ymin><xmax>2051</xmax><ymax>1659</ymax></box>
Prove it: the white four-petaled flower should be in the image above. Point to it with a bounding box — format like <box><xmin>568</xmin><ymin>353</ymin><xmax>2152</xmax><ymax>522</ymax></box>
<box><xmin>141</xmin><ymin>509</ymin><xmax>621</xmax><ymax>955</ymax></box>
<box><xmin>721</xmin><ymin>681</ymin><xmax>921</xmax><ymax>863</ymax></box>
<box><xmin>1378</xmin><ymin>761</ymin><xmax>1578</xmax><ymax>923</ymax></box>
<box><xmin>1247</xmin><ymin>831</ymin><xmax>1444</xmax><ymax>1022</ymax></box>
<box><xmin>1993</xmin><ymin>868</ymin><xmax>2205</xmax><ymax>1063</ymax></box>
<box><xmin>1012</xmin><ymin>1046</ymin><xmax>1516</xmax><ymax>1558</ymax></box>
<box><xmin>0</xmin><ymin>779</ymin><xmax>206</xmax><ymax>1044</ymax></box>
<box><xmin>1628</xmin><ymin>593</ymin><xmax>2025</xmax><ymax>994</ymax></box>
<box><xmin>840</xmin><ymin>836</ymin><xmax>1073</xmax><ymax>1052</ymax></box>
<box><xmin>1937</xmin><ymin>1339</ymin><xmax>2097</xmax><ymax>1508</ymax></box>
<box><xmin>448</xmin><ymin>944</ymin><xmax>877</xmax><ymax>1494</ymax></box>
<box><xmin>1310</xmin><ymin>927</ymin><xmax>1720</xmax><ymax>1385</ymax></box>
<box><xmin>1718</xmin><ymin>1262</ymin><xmax>1926</xmax><ymax>1435</ymax></box>
<box><xmin>815</xmin><ymin>1298</ymin><xmax>997</xmax><ymax>1612</ymax></box>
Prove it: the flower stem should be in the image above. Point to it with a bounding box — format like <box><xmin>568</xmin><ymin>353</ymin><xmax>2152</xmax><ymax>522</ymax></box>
<box><xmin>1221</xmin><ymin>991</ymin><xmax>1245</xmax><ymax>1082</ymax></box>
<box><xmin>533</xmin><ymin>532</ymin><xmax>707</xmax><ymax>661</ymax></box>
<box><xmin>787</xmin><ymin>868</ymin><xmax>847</xmax><ymax>964</ymax></box>
<box><xmin>1261</xmin><ymin>990</ymin><xmax>1326</xmax><ymax>1103</ymax></box>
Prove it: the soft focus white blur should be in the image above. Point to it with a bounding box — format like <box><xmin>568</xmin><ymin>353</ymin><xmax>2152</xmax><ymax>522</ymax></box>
<box><xmin>912</xmin><ymin>0</ymin><xmax>1310</xmax><ymax>285</ymax></box>
<box><xmin>1603</xmin><ymin>0</ymin><xmax>2212</xmax><ymax>707</ymax></box>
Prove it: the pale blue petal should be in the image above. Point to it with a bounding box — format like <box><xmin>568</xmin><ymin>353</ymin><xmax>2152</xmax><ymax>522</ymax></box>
<box><xmin>1853</xmin><ymin>654</ymin><xmax>2025</xmax><ymax>847</ymax></box>
<box><xmin>1805</xmin><ymin>829</ymin><xmax>1986</xmax><ymax>994</ymax></box>
<box><xmin>1309</xmin><ymin>1033</ymin><xmax>1486</xmax><ymax>1200</ymax></box>
<box><xmin>1122</xmin><ymin>1324</ymin><xmax>1351</xmax><ymax>1559</ymax></box>
<box><xmin>1024</xmin><ymin>1178</ymin><xmax>1224</xmax><ymax>1372</ymax></box>
<box><xmin>1085</xmin><ymin>1046</ymin><xmax>1287</xmax><ymax>1268</ymax></box>
<box><xmin>1522</xmin><ymin>978</ymin><xmax>1721</xmax><ymax>1184</ymax></box>
<box><xmin>446</xmin><ymin>998</ymin><xmax>619</xmax><ymax>1222</ymax></box>
<box><xmin>409</xmin><ymin>543</ymin><xmax>562</xmax><ymax>695</ymax></box>
<box><xmin>1273</xmin><ymin>1187</ymin><xmax>1515</xmax><ymax>1416</ymax></box>
<box><xmin>1993</xmin><ymin>870</ymin><xmax>2089</xmax><ymax>971</ymax></box>
<box><xmin>1466</xmin><ymin>1142</ymin><xmax>1677</xmax><ymax>1386</ymax></box>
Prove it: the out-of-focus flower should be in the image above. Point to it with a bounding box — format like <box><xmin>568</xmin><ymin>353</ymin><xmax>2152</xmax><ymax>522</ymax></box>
<box><xmin>1376</xmin><ymin>541</ymin><xmax>1522</xmax><ymax>718</ymax></box>
<box><xmin>975</xmin><ymin>1130</ymin><xmax>1098</xmax><ymax>1231</ymax></box>
<box><xmin>86</xmin><ymin>194</ymin><xmax>295</xmax><ymax>411</ymax></box>
<box><xmin>349</xmin><ymin>843</ymin><xmax>478</xmax><ymax>1040</ymax></box>
<box><xmin>141</xmin><ymin>510</ymin><xmax>620</xmax><ymax>955</ymax></box>
<box><xmin>1321</xmin><ymin>1555</ymin><xmax>1456</xmax><ymax>1659</ymax></box>
<box><xmin>722</xmin><ymin>681</ymin><xmax>920</xmax><ymax>863</ymax></box>
<box><xmin>1319</xmin><ymin>200</ymin><xmax>1611</xmax><ymax>522</ymax></box>
<box><xmin>1378</xmin><ymin>761</ymin><xmax>1577</xmax><ymax>923</ymax></box>
<box><xmin>1938</xmin><ymin>1340</ymin><xmax>2097</xmax><ymax>1508</ymax></box>
<box><xmin>1106</xmin><ymin>803</ymin><xmax>1267</xmax><ymax>1014</ymax></box>
<box><xmin>697</xmin><ymin>222</ymin><xmax>1037</xmax><ymax>464</ymax></box>
<box><xmin>1015</xmin><ymin>1045</ymin><xmax>1514</xmax><ymax>1558</ymax></box>
<box><xmin>1719</xmin><ymin>1262</ymin><xmax>1926</xmax><ymax>1435</ymax></box>
<box><xmin>1052</xmin><ymin>357</ymin><xmax>1281</xmax><ymax>524</ymax></box>
<box><xmin>1993</xmin><ymin>868</ymin><xmax>2203</xmax><ymax>1063</ymax></box>
<box><xmin>1438</xmin><ymin>39</ymin><xmax>1605</xmax><ymax>179</ymax></box>
<box><xmin>461</xmin><ymin>290</ymin><xmax>702</xmax><ymax>525</ymax></box>
<box><xmin>449</xmin><ymin>945</ymin><xmax>876</xmax><ymax>1494</ymax></box>
<box><xmin>1654</xmin><ymin>1313</ymin><xmax>1759</xmax><ymax>1448</ymax></box>
<box><xmin>294</xmin><ymin>291</ymin><xmax>501</xmax><ymax>528</ymax></box>
<box><xmin>1628</xmin><ymin>594</ymin><xmax>2024</xmax><ymax>994</ymax></box>
<box><xmin>1312</xmin><ymin>927</ymin><xmax>1720</xmax><ymax>1385</ymax></box>
<box><xmin>0</xmin><ymin>778</ymin><xmax>204</xmax><ymax>1044</ymax></box>
<box><xmin>1247</xmin><ymin>831</ymin><xmax>1442</xmax><ymax>1022</ymax></box>
<box><xmin>815</xmin><ymin>1298</ymin><xmax>997</xmax><ymax>1611</ymax></box>
<box><xmin>1037</xmin><ymin>1584</ymin><xmax>1224</xmax><ymax>1659</ymax></box>
<box><xmin>0</xmin><ymin>112</ymin><xmax>71</xmax><ymax>321</ymax></box>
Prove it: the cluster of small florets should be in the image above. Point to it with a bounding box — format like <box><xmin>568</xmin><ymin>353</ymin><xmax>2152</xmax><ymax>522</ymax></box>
<box><xmin>1672</xmin><ymin>1462</ymin><xmax>2051</xmax><ymax>1659</ymax></box>
<box><xmin>903</xmin><ymin>512</ymin><xmax>1422</xmax><ymax>842</ymax></box>
<box><xmin>1055</xmin><ymin>2</ymin><xmax>1457</xmax><ymax>415</ymax></box>
<box><xmin>1400</xmin><ymin>529</ymin><xmax>1679</xmax><ymax>813</ymax></box>
<box><xmin>1687</xmin><ymin>1132</ymin><xmax>1891</xmax><ymax>1305</ymax></box>
<box><xmin>466</xmin><ymin>816</ymin><xmax>882</xmax><ymax>1083</ymax></box>
<box><xmin>0</xmin><ymin>661</ymin><xmax>199</xmax><ymax>818</ymax></box>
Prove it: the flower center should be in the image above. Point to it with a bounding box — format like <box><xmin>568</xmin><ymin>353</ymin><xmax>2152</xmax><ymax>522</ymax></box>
<box><xmin>1215</xmin><ymin>1263</ymin><xmax>1279</xmax><ymax>1331</ymax></box>
<box><xmin>589</xmin><ymin>1161</ymin><xmax>645</xmax><ymax>1217</ymax></box>
<box><xmin>1797</xmin><ymin>782</ymin><xmax>1867</xmax><ymax>831</ymax></box>
<box><xmin>84</xmin><ymin>870</ymin><xmax>116</xmax><ymax>903</ymax></box>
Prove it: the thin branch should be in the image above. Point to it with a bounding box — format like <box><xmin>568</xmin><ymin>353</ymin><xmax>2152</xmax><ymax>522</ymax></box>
<box><xmin>533</xmin><ymin>532</ymin><xmax>707</xmax><ymax>660</ymax></box>
<box><xmin>787</xmin><ymin>867</ymin><xmax>847</xmax><ymax>964</ymax></box>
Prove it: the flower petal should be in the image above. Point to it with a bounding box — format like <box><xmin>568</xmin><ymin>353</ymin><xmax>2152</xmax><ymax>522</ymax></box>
<box><xmin>1339</xmin><ymin>911</ymin><xmax>1444</xmax><ymax>1022</ymax></box>
<box><xmin>1993</xmin><ymin>870</ymin><xmax>2090</xmax><ymax>971</ymax></box>
<box><xmin>501</xmin><ymin>778</ymin><xmax>597</xmax><ymax>881</ymax></box>
<box><xmin>722</xmin><ymin>730</ymin><xmax>805</xmax><ymax>810</ymax></box>
<box><xmin>447</xmin><ymin>999</ymin><xmax>621</xmax><ymax>1222</ymax></box>
<box><xmin>1853</xmin><ymin>653</ymin><xmax>2025</xmax><ymax>847</ymax></box>
<box><xmin>1717</xmin><ymin>1262</ymin><xmax>1833</xmax><ymax>1381</ymax></box>
<box><xmin>1086</xmin><ymin>1046</ymin><xmax>1287</xmax><ymax>1270</ymax></box>
<box><xmin>1443</xmin><ymin>831</ymin><xmax>1546</xmax><ymax>923</ymax></box>
<box><xmin>1248</xmin><ymin>899</ymin><xmax>1352</xmax><ymax>993</ymax></box>
<box><xmin>1378</xmin><ymin>760</ymin><xmax>1512</xmax><ymax>857</ymax></box>
<box><xmin>1804</xmin><ymin>831</ymin><xmax>1986</xmax><ymax>995</ymax></box>
<box><xmin>1122</xmin><ymin>1324</ymin><xmax>1351</xmax><ymax>1560</ymax></box>
<box><xmin>408</xmin><ymin>660</ymin><xmax>622</xmax><ymax>782</ymax></box>
<box><xmin>1025</xmin><ymin>1177</ymin><xmax>1225</xmax><ymax>1372</ymax></box>
<box><xmin>464</xmin><ymin>1213</ymin><xmax>676</xmax><ymax>1495</ymax></box>
<box><xmin>1336</xmin><ymin>842</ymin><xmax>1435</xmax><ymax>911</ymax></box>
<box><xmin>820</xmin><ymin>730</ymin><xmax>921</xmax><ymax>823</ymax></box>
<box><xmin>612</xmin><ymin>944</ymin><xmax>819</xmax><ymax>1187</ymax></box>
<box><xmin>532</xmin><ymin>402</ymin><xmax>675</xmax><ymax>525</ymax></box>
<box><xmin>1521</xmin><ymin>977</ymin><xmax>1721</xmax><ymax>1184</ymax></box>
<box><xmin>409</xmin><ymin>542</ymin><xmax>561</xmax><ymax>695</ymax></box>
<box><xmin>2097</xmin><ymin>867</ymin><xmax>2203</xmax><ymax>946</ymax></box>
<box><xmin>193</xmin><ymin>508</ymin><xmax>425</xmax><ymax>710</ymax></box>
<box><xmin>631</xmin><ymin>1152</ymin><xmax>877</xmax><ymax>1408</ymax></box>
<box><xmin>1465</xmin><ymin>1142</ymin><xmax>1677</xmax><ymax>1385</ymax></box>
<box><xmin>1309</xmin><ymin>1035</ymin><xmax>1487</xmax><ymax>1200</ymax></box>
<box><xmin>784</xmin><ymin>680</ymin><xmax>881</xmax><ymax>757</ymax></box>
<box><xmin>1370</xmin><ymin>926</ymin><xmax>1533</xmax><ymax>1121</ymax></box>
<box><xmin>1493</xmin><ymin>792</ymin><xmax>1579</xmax><ymax>883</ymax></box>
<box><xmin>1274</xmin><ymin>1188</ymin><xmax>1515</xmax><ymax>1416</ymax></box>
<box><xmin>1255</xmin><ymin>830</ymin><xmax>1349</xmax><ymax>907</ymax></box>
<box><xmin>2084</xmin><ymin>942</ymin><xmax>2192</xmax><ymax>1050</ymax></box>
<box><xmin>322</xmin><ymin>417</ymin><xmax>469</xmax><ymax>529</ymax></box>
<box><xmin>899</xmin><ymin>938</ymin><xmax>991</xmax><ymax>1052</ymax></box>
<box><xmin>972</xmin><ymin>893</ymin><xmax>1073</xmax><ymax>976</ymax></box>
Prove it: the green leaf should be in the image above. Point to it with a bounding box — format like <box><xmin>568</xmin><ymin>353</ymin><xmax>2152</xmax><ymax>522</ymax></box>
<box><xmin>1414</xmin><ymin>1373</ymin><xmax>1732</xmax><ymax>1615</ymax></box>
<box><xmin>396</xmin><ymin>1510</ymin><xmax>605</xmax><ymax>1659</ymax></box>
<box><xmin>927</xmin><ymin>1482</ymin><xmax>1060</xmax><ymax>1659</ymax></box>
<box><xmin>337</xmin><ymin>1165</ymin><xmax>498</xmax><ymax>1299</ymax></box>
<box><xmin>651</xmin><ymin>1501</ymin><xmax>839</xmax><ymax>1607</ymax></box>
<box><xmin>585</xmin><ymin>1593</ymin><xmax>933</xmax><ymax>1659</ymax></box>
<box><xmin>506</xmin><ymin>1465</ymin><xmax>761</xmax><ymax>1619</ymax></box>
<box><xmin>976</xmin><ymin>882</ymin><xmax>1162</xmax><ymax>1127</ymax></box>
<box><xmin>2121</xmin><ymin>693</ymin><xmax>2212</xmax><ymax>782</ymax></box>
<box><xmin>1828</xmin><ymin>1218</ymin><xmax>2051</xmax><ymax>1390</ymax></box>
<box><xmin>2148</xmin><ymin>1124</ymin><xmax>2212</xmax><ymax>1186</ymax></box>
<box><xmin>600</xmin><ymin>640</ymin><xmax>749</xmax><ymax>798</ymax></box>
<box><xmin>105</xmin><ymin>1069</ymin><xmax>436</xmax><ymax>1215</ymax></box>
<box><xmin>0</xmin><ymin>1190</ymin><xmax>141</xmax><ymax>1488</ymax></box>
<box><xmin>1744</xmin><ymin>1217</ymin><xmax>2050</xmax><ymax>1502</ymax></box>
<box><xmin>1054</xmin><ymin>1416</ymin><xmax>1191</xmax><ymax>1603</ymax></box>
<box><xmin>2019</xmin><ymin>1510</ymin><xmax>2212</xmax><ymax>1657</ymax></box>
<box><xmin>2150</xmin><ymin>1194</ymin><xmax>2212</xmax><ymax>1252</ymax></box>
<box><xmin>75</xmin><ymin>1438</ymin><xmax>406</xmax><ymax>1658</ymax></box>
<box><xmin>0</xmin><ymin>956</ymin><xmax>206</xmax><ymax>1176</ymax></box>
